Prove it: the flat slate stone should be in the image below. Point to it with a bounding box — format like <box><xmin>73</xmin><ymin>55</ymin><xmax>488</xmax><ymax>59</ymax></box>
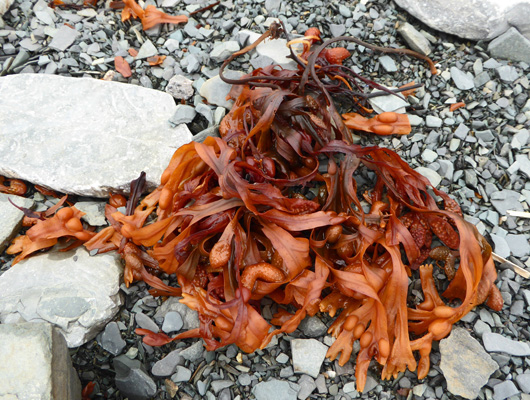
<box><xmin>0</xmin><ymin>74</ymin><xmax>193</xmax><ymax>197</ymax></box>
<box><xmin>0</xmin><ymin>247</ymin><xmax>122</xmax><ymax>347</ymax></box>
<box><xmin>483</xmin><ymin>332</ymin><xmax>530</xmax><ymax>356</ymax></box>
<box><xmin>291</xmin><ymin>338</ymin><xmax>328</xmax><ymax>378</ymax></box>
<box><xmin>440</xmin><ymin>327</ymin><xmax>498</xmax><ymax>399</ymax></box>
<box><xmin>0</xmin><ymin>193</ymin><xmax>34</xmax><ymax>253</ymax></box>
<box><xmin>0</xmin><ymin>322</ymin><xmax>81</xmax><ymax>400</ymax></box>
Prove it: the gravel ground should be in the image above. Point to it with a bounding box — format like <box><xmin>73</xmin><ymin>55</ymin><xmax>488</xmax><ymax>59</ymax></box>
<box><xmin>1</xmin><ymin>0</ymin><xmax>530</xmax><ymax>399</ymax></box>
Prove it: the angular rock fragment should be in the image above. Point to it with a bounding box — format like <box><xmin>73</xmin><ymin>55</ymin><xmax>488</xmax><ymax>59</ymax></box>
<box><xmin>291</xmin><ymin>338</ymin><xmax>328</xmax><ymax>378</ymax></box>
<box><xmin>0</xmin><ymin>74</ymin><xmax>192</xmax><ymax>197</ymax></box>
<box><xmin>0</xmin><ymin>247</ymin><xmax>122</xmax><ymax>347</ymax></box>
<box><xmin>440</xmin><ymin>328</ymin><xmax>498</xmax><ymax>399</ymax></box>
<box><xmin>0</xmin><ymin>194</ymin><xmax>34</xmax><ymax>252</ymax></box>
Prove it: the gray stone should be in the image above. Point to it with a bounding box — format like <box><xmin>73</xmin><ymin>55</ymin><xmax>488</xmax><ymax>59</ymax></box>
<box><xmin>238</xmin><ymin>373</ymin><xmax>252</xmax><ymax>386</ymax></box>
<box><xmin>516</xmin><ymin>374</ymin><xmax>530</xmax><ymax>394</ymax></box>
<box><xmin>154</xmin><ymin>297</ymin><xmax>199</xmax><ymax>330</ymax></box>
<box><xmin>256</xmin><ymin>37</ymin><xmax>298</xmax><ymax>69</ymax></box>
<box><xmin>136</xmin><ymin>39</ymin><xmax>158</xmax><ymax>59</ymax></box>
<box><xmin>196</xmin><ymin>103</ymin><xmax>214</xmax><ymax>125</ymax></box>
<box><xmin>252</xmin><ymin>379</ymin><xmax>298</xmax><ymax>400</ymax></box>
<box><xmin>264</xmin><ymin>0</ymin><xmax>281</xmax><ymax>12</ymax></box>
<box><xmin>74</xmin><ymin>201</ymin><xmax>106</xmax><ymax>226</ymax></box>
<box><xmin>483</xmin><ymin>332</ymin><xmax>530</xmax><ymax>356</ymax></box>
<box><xmin>291</xmin><ymin>338</ymin><xmax>328</xmax><ymax>378</ymax></box>
<box><xmin>378</xmin><ymin>55</ymin><xmax>398</xmax><ymax>72</ymax></box>
<box><xmin>199</xmin><ymin>70</ymin><xmax>245</xmax><ymax>109</ymax></box>
<box><xmin>211</xmin><ymin>380</ymin><xmax>233</xmax><ymax>394</ymax></box>
<box><xmin>151</xmin><ymin>349</ymin><xmax>182</xmax><ymax>376</ymax></box>
<box><xmin>211</xmin><ymin>41</ymin><xmax>240</xmax><ymax>63</ymax></box>
<box><xmin>438</xmin><ymin>159</ymin><xmax>454</xmax><ymax>181</ymax></box>
<box><xmin>180</xmin><ymin>340</ymin><xmax>204</xmax><ymax>361</ymax></box>
<box><xmin>421</xmin><ymin>149</ymin><xmax>438</xmax><ymax>163</ymax></box>
<box><xmin>414</xmin><ymin>167</ymin><xmax>442</xmax><ymax>187</ymax></box>
<box><xmin>330</xmin><ymin>24</ymin><xmax>346</xmax><ymax>37</ymax></box>
<box><xmin>505</xmin><ymin>234</ymin><xmax>530</xmax><ymax>257</ymax></box>
<box><xmin>299</xmin><ymin>316</ymin><xmax>327</xmax><ymax>337</ymax></box>
<box><xmin>0</xmin><ymin>74</ymin><xmax>192</xmax><ymax>197</ymax></box>
<box><xmin>496</xmin><ymin>65</ymin><xmax>520</xmax><ymax>82</ymax></box>
<box><xmin>297</xmin><ymin>374</ymin><xmax>316</xmax><ymax>399</ymax></box>
<box><xmin>393</xmin><ymin>0</ymin><xmax>530</xmax><ymax>41</ymax></box>
<box><xmin>425</xmin><ymin>115</ymin><xmax>442</xmax><ymax>128</ymax></box>
<box><xmin>439</xmin><ymin>327</ymin><xmax>498</xmax><ymax>399</ymax></box>
<box><xmin>450</xmin><ymin>67</ymin><xmax>475</xmax><ymax>90</ymax></box>
<box><xmin>474</xmin><ymin>319</ymin><xmax>492</xmax><ymax>337</ymax></box>
<box><xmin>0</xmin><ymin>322</ymin><xmax>81</xmax><ymax>400</ymax></box>
<box><xmin>489</xmin><ymin>27</ymin><xmax>530</xmax><ymax>64</ymax></box>
<box><xmin>99</xmin><ymin>321</ymin><xmax>126</xmax><ymax>356</ymax></box>
<box><xmin>171</xmin><ymin>365</ymin><xmax>192</xmax><ymax>382</ymax></box>
<box><xmin>490</xmin><ymin>234</ymin><xmax>511</xmax><ymax>258</ymax></box>
<box><xmin>397</xmin><ymin>21</ymin><xmax>432</xmax><ymax>55</ymax></box>
<box><xmin>162</xmin><ymin>311</ymin><xmax>183</xmax><ymax>333</ymax></box>
<box><xmin>0</xmin><ymin>0</ymin><xmax>14</xmax><ymax>16</ymax></box>
<box><xmin>115</xmin><ymin>365</ymin><xmax>157</xmax><ymax>400</ymax></box>
<box><xmin>339</xmin><ymin>4</ymin><xmax>352</xmax><ymax>18</ymax></box>
<box><xmin>169</xmin><ymin>104</ymin><xmax>197</xmax><ymax>125</ymax></box>
<box><xmin>0</xmin><ymin>247</ymin><xmax>122</xmax><ymax>347</ymax></box>
<box><xmin>135</xmin><ymin>312</ymin><xmax>159</xmax><ymax>332</ymax></box>
<box><xmin>368</xmin><ymin>89</ymin><xmax>408</xmax><ymax>114</ymax></box>
<box><xmin>490</xmin><ymin>190</ymin><xmax>524</xmax><ymax>215</ymax></box>
<box><xmin>0</xmin><ymin>193</ymin><xmax>34</xmax><ymax>253</ymax></box>
<box><xmin>49</xmin><ymin>25</ymin><xmax>79</xmax><ymax>51</ymax></box>
<box><xmin>493</xmin><ymin>380</ymin><xmax>520</xmax><ymax>400</ymax></box>
<box><xmin>165</xmin><ymin>75</ymin><xmax>194</xmax><ymax>100</ymax></box>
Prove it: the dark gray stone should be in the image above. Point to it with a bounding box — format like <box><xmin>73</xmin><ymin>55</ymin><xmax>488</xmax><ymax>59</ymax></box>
<box><xmin>488</xmin><ymin>27</ymin><xmax>530</xmax><ymax>64</ymax></box>
<box><xmin>483</xmin><ymin>332</ymin><xmax>530</xmax><ymax>356</ymax></box>
<box><xmin>99</xmin><ymin>321</ymin><xmax>126</xmax><ymax>356</ymax></box>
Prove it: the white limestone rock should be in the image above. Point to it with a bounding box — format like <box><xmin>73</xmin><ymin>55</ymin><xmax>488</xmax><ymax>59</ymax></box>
<box><xmin>0</xmin><ymin>247</ymin><xmax>123</xmax><ymax>347</ymax></box>
<box><xmin>0</xmin><ymin>322</ymin><xmax>81</xmax><ymax>400</ymax></box>
<box><xmin>0</xmin><ymin>74</ymin><xmax>193</xmax><ymax>198</ymax></box>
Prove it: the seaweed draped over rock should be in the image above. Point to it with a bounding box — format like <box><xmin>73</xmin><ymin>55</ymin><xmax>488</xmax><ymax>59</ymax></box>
<box><xmin>7</xmin><ymin>24</ymin><xmax>502</xmax><ymax>391</ymax></box>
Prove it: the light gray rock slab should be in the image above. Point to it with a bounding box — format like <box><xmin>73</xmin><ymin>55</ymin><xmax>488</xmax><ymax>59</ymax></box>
<box><xmin>136</xmin><ymin>39</ymin><xmax>158</xmax><ymax>59</ymax></box>
<box><xmin>490</xmin><ymin>27</ymin><xmax>530</xmax><ymax>63</ymax></box>
<box><xmin>154</xmin><ymin>297</ymin><xmax>199</xmax><ymax>329</ymax></box>
<box><xmin>516</xmin><ymin>374</ymin><xmax>530</xmax><ymax>394</ymax></box>
<box><xmin>483</xmin><ymin>332</ymin><xmax>530</xmax><ymax>356</ymax></box>
<box><xmin>0</xmin><ymin>193</ymin><xmax>34</xmax><ymax>253</ymax></box>
<box><xmin>397</xmin><ymin>21</ymin><xmax>432</xmax><ymax>55</ymax></box>
<box><xmin>490</xmin><ymin>190</ymin><xmax>524</xmax><ymax>214</ymax></box>
<box><xmin>162</xmin><ymin>311</ymin><xmax>183</xmax><ymax>333</ymax></box>
<box><xmin>291</xmin><ymin>338</ymin><xmax>328</xmax><ymax>378</ymax></box>
<box><xmin>0</xmin><ymin>247</ymin><xmax>122</xmax><ymax>347</ymax></box>
<box><xmin>414</xmin><ymin>167</ymin><xmax>442</xmax><ymax>187</ymax></box>
<box><xmin>99</xmin><ymin>321</ymin><xmax>126</xmax><ymax>356</ymax></box>
<box><xmin>378</xmin><ymin>55</ymin><xmax>398</xmax><ymax>72</ymax></box>
<box><xmin>440</xmin><ymin>327</ymin><xmax>498</xmax><ymax>399</ymax></box>
<box><xmin>74</xmin><ymin>201</ymin><xmax>106</xmax><ymax>226</ymax></box>
<box><xmin>151</xmin><ymin>349</ymin><xmax>182</xmax><ymax>377</ymax></box>
<box><xmin>171</xmin><ymin>365</ymin><xmax>192</xmax><ymax>382</ymax></box>
<box><xmin>393</xmin><ymin>0</ymin><xmax>530</xmax><ymax>41</ymax></box>
<box><xmin>199</xmin><ymin>70</ymin><xmax>245</xmax><ymax>109</ymax></box>
<box><xmin>252</xmin><ymin>379</ymin><xmax>298</xmax><ymax>400</ymax></box>
<box><xmin>490</xmin><ymin>234</ymin><xmax>511</xmax><ymax>258</ymax></box>
<box><xmin>211</xmin><ymin>40</ymin><xmax>240</xmax><ymax>63</ymax></box>
<box><xmin>49</xmin><ymin>25</ymin><xmax>79</xmax><ymax>51</ymax></box>
<box><xmin>0</xmin><ymin>0</ymin><xmax>14</xmax><ymax>16</ymax></box>
<box><xmin>505</xmin><ymin>234</ymin><xmax>530</xmax><ymax>257</ymax></box>
<box><xmin>451</xmin><ymin>67</ymin><xmax>475</xmax><ymax>90</ymax></box>
<box><xmin>0</xmin><ymin>322</ymin><xmax>81</xmax><ymax>400</ymax></box>
<box><xmin>368</xmin><ymin>89</ymin><xmax>408</xmax><ymax>114</ymax></box>
<box><xmin>169</xmin><ymin>104</ymin><xmax>197</xmax><ymax>125</ymax></box>
<box><xmin>497</xmin><ymin>65</ymin><xmax>520</xmax><ymax>82</ymax></box>
<box><xmin>493</xmin><ymin>380</ymin><xmax>520</xmax><ymax>400</ymax></box>
<box><xmin>0</xmin><ymin>74</ymin><xmax>192</xmax><ymax>197</ymax></box>
<box><xmin>179</xmin><ymin>340</ymin><xmax>204</xmax><ymax>361</ymax></box>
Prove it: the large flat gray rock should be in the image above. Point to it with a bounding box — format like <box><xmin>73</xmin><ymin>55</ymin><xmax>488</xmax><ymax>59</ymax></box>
<box><xmin>0</xmin><ymin>74</ymin><xmax>193</xmax><ymax>197</ymax></box>
<box><xmin>394</xmin><ymin>0</ymin><xmax>530</xmax><ymax>41</ymax></box>
<box><xmin>0</xmin><ymin>322</ymin><xmax>81</xmax><ymax>400</ymax></box>
<box><xmin>0</xmin><ymin>193</ymin><xmax>34</xmax><ymax>253</ymax></box>
<box><xmin>0</xmin><ymin>247</ymin><xmax>122</xmax><ymax>347</ymax></box>
<box><xmin>440</xmin><ymin>327</ymin><xmax>498</xmax><ymax>399</ymax></box>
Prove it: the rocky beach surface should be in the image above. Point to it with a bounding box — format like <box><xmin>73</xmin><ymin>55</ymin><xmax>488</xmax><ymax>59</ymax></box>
<box><xmin>1</xmin><ymin>0</ymin><xmax>530</xmax><ymax>399</ymax></box>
